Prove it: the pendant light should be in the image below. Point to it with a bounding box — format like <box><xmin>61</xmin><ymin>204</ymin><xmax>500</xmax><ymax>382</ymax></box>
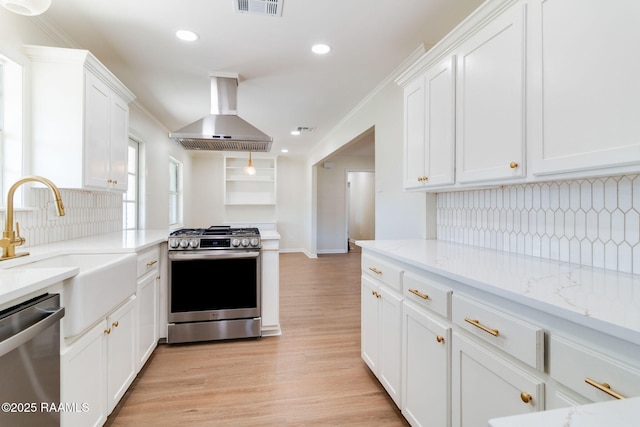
<box><xmin>243</xmin><ymin>152</ymin><xmax>256</xmax><ymax>176</ymax></box>
<box><xmin>1</xmin><ymin>0</ymin><xmax>51</xmax><ymax>16</ymax></box>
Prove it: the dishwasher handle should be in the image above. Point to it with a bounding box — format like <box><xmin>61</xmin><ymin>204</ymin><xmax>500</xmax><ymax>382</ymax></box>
<box><xmin>0</xmin><ymin>305</ymin><xmax>65</xmax><ymax>358</ymax></box>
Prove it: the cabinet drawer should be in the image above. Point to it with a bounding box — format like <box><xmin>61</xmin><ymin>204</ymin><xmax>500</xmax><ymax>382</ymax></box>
<box><xmin>137</xmin><ymin>246</ymin><xmax>160</xmax><ymax>278</ymax></box>
<box><xmin>362</xmin><ymin>253</ymin><xmax>402</xmax><ymax>292</ymax></box>
<box><xmin>403</xmin><ymin>271</ymin><xmax>451</xmax><ymax>319</ymax></box>
<box><xmin>549</xmin><ymin>335</ymin><xmax>640</xmax><ymax>402</ymax></box>
<box><xmin>452</xmin><ymin>294</ymin><xmax>544</xmax><ymax>371</ymax></box>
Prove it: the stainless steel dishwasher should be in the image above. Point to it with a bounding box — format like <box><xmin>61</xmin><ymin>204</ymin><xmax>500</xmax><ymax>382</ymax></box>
<box><xmin>0</xmin><ymin>293</ymin><xmax>64</xmax><ymax>426</ymax></box>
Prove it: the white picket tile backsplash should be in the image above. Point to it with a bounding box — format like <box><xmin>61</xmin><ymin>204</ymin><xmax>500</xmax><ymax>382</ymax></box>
<box><xmin>436</xmin><ymin>175</ymin><xmax>640</xmax><ymax>274</ymax></box>
<box><xmin>0</xmin><ymin>188</ymin><xmax>122</xmax><ymax>247</ymax></box>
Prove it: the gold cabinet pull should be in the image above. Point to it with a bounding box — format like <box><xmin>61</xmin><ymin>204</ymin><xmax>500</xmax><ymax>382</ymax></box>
<box><xmin>371</xmin><ymin>290</ymin><xmax>381</xmax><ymax>299</ymax></box>
<box><xmin>104</xmin><ymin>328</ymin><xmax>111</xmax><ymax>335</ymax></box>
<box><xmin>520</xmin><ymin>392</ymin><xmax>532</xmax><ymax>404</ymax></box>
<box><xmin>436</xmin><ymin>335</ymin><xmax>445</xmax><ymax>343</ymax></box>
<box><xmin>368</xmin><ymin>267</ymin><xmax>382</xmax><ymax>275</ymax></box>
<box><xmin>146</xmin><ymin>260</ymin><xmax>158</xmax><ymax>267</ymax></box>
<box><xmin>112</xmin><ymin>321</ymin><xmax>119</xmax><ymax>328</ymax></box>
<box><xmin>408</xmin><ymin>288</ymin><xmax>429</xmax><ymax>300</ymax></box>
<box><xmin>509</xmin><ymin>162</ymin><xmax>519</xmax><ymax>169</ymax></box>
<box><xmin>418</xmin><ymin>176</ymin><xmax>429</xmax><ymax>182</ymax></box>
<box><xmin>585</xmin><ymin>378</ymin><xmax>626</xmax><ymax>400</ymax></box>
<box><xmin>464</xmin><ymin>318</ymin><xmax>499</xmax><ymax>337</ymax></box>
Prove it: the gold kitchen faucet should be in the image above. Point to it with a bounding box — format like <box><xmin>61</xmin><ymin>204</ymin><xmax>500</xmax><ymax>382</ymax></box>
<box><xmin>0</xmin><ymin>176</ymin><xmax>65</xmax><ymax>260</ymax></box>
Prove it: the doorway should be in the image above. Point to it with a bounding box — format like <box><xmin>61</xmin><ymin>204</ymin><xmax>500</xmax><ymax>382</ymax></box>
<box><xmin>347</xmin><ymin>170</ymin><xmax>375</xmax><ymax>251</ymax></box>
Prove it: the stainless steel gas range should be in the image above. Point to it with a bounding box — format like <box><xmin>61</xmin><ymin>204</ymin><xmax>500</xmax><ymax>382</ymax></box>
<box><xmin>167</xmin><ymin>226</ymin><xmax>262</xmax><ymax>344</ymax></box>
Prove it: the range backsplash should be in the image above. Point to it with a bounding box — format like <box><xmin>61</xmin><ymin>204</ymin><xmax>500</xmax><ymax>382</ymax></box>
<box><xmin>436</xmin><ymin>174</ymin><xmax>640</xmax><ymax>274</ymax></box>
<box><xmin>1</xmin><ymin>188</ymin><xmax>122</xmax><ymax>247</ymax></box>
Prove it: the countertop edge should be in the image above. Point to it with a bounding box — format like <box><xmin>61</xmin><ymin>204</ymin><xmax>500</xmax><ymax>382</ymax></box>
<box><xmin>0</xmin><ymin>230</ymin><xmax>168</xmax><ymax>306</ymax></box>
<box><xmin>356</xmin><ymin>239</ymin><xmax>640</xmax><ymax>345</ymax></box>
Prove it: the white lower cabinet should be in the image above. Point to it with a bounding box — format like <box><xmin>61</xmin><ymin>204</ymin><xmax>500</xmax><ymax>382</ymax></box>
<box><xmin>452</xmin><ymin>332</ymin><xmax>544</xmax><ymax>427</ymax></box>
<box><xmin>135</xmin><ymin>246</ymin><xmax>160</xmax><ymax>370</ymax></box>
<box><xmin>61</xmin><ymin>296</ymin><xmax>136</xmax><ymax>427</ymax></box>
<box><xmin>361</xmin><ymin>274</ymin><xmax>403</xmax><ymax>407</ymax></box>
<box><xmin>136</xmin><ymin>272</ymin><xmax>158</xmax><ymax>370</ymax></box>
<box><xmin>361</xmin><ymin>276</ymin><xmax>380</xmax><ymax>372</ymax></box>
<box><xmin>402</xmin><ymin>301</ymin><xmax>452</xmax><ymax>427</ymax></box>
<box><xmin>548</xmin><ymin>335</ymin><xmax>640</xmax><ymax>404</ymax></box>
<box><xmin>106</xmin><ymin>297</ymin><xmax>137</xmax><ymax>413</ymax></box>
<box><xmin>61</xmin><ymin>320</ymin><xmax>108</xmax><ymax>427</ymax></box>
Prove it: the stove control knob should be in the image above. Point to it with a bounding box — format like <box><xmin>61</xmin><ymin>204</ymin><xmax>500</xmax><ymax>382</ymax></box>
<box><xmin>241</xmin><ymin>238</ymin><xmax>250</xmax><ymax>247</ymax></box>
<box><xmin>231</xmin><ymin>238</ymin><xmax>240</xmax><ymax>247</ymax></box>
<box><xmin>169</xmin><ymin>239</ymin><xmax>180</xmax><ymax>249</ymax></box>
<box><xmin>189</xmin><ymin>239</ymin><xmax>199</xmax><ymax>248</ymax></box>
<box><xmin>250</xmin><ymin>238</ymin><xmax>259</xmax><ymax>247</ymax></box>
<box><xmin>179</xmin><ymin>239</ymin><xmax>189</xmax><ymax>248</ymax></box>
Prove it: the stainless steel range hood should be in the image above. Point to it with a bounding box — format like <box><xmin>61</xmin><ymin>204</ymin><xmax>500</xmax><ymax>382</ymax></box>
<box><xmin>169</xmin><ymin>74</ymin><xmax>273</xmax><ymax>152</ymax></box>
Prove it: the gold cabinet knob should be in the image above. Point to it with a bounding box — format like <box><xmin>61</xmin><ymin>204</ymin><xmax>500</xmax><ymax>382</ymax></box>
<box><xmin>112</xmin><ymin>321</ymin><xmax>119</xmax><ymax>328</ymax></box>
<box><xmin>436</xmin><ymin>335</ymin><xmax>445</xmax><ymax>343</ymax></box>
<box><xmin>509</xmin><ymin>162</ymin><xmax>519</xmax><ymax>169</ymax></box>
<box><xmin>520</xmin><ymin>392</ymin><xmax>532</xmax><ymax>404</ymax></box>
<box><xmin>104</xmin><ymin>328</ymin><xmax>111</xmax><ymax>335</ymax></box>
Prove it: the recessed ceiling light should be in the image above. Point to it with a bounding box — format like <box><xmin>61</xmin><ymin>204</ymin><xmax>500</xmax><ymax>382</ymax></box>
<box><xmin>291</xmin><ymin>130</ymin><xmax>301</xmax><ymax>136</ymax></box>
<box><xmin>311</xmin><ymin>43</ymin><xmax>331</xmax><ymax>55</ymax></box>
<box><xmin>281</xmin><ymin>149</ymin><xmax>289</xmax><ymax>153</ymax></box>
<box><xmin>176</xmin><ymin>29</ymin><xmax>199</xmax><ymax>42</ymax></box>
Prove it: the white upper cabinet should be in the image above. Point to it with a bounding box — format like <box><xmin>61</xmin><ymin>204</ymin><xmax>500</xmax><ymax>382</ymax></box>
<box><xmin>398</xmin><ymin>0</ymin><xmax>640</xmax><ymax>190</ymax></box>
<box><xmin>403</xmin><ymin>55</ymin><xmax>456</xmax><ymax>190</ymax></box>
<box><xmin>26</xmin><ymin>45</ymin><xmax>135</xmax><ymax>191</ymax></box>
<box><xmin>527</xmin><ymin>0</ymin><xmax>640</xmax><ymax>177</ymax></box>
<box><xmin>455</xmin><ymin>0</ymin><xmax>525</xmax><ymax>183</ymax></box>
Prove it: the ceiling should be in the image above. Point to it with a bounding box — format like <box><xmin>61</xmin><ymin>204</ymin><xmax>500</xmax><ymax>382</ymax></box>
<box><xmin>38</xmin><ymin>0</ymin><xmax>484</xmax><ymax>158</ymax></box>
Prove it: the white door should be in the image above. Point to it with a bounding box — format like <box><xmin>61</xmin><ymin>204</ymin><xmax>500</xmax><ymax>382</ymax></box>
<box><xmin>402</xmin><ymin>302</ymin><xmax>452</xmax><ymax>427</ymax></box>
<box><xmin>456</xmin><ymin>1</ymin><xmax>525</xmax><ymax>183</ymax></box>
<box><xmin>347</xmin><ymin>171</ymin><xmax>375</xmax><ymax>244</ymax></box>
<box><xmin>528</xmin><ymin>0</ymin><xmax>640</xmax><ymax>176</ymax></box>
<box><xmin>452</xmin><ymin>332</ymin><xmax>544</xmax><ymax>427</ymax></box>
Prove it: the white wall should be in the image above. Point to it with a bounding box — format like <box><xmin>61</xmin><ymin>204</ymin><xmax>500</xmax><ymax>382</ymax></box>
<box><xmin>317</xmin><ymin>156</ymin><xmax>374</xmax><ymax>253</ymax></box>
<box><xmin>306</xmin><ymin>51</ymin><xmax>429</xmax><ymax>255</ymax></box>
<box><xmin>1</xmin><ymin>9</ymin><xmax>428</xmax><ymax>253</ymax></box>
<box><xmin>185</xmin><ymin>152</ymin><xmax>307</xmax><ymax>251</ymax></box>
<box><xmin>0</xmin><ymin>10</ymin><xmax>193</xmax><ymax>235</ymax></box>
<box><xmin>129</xmin><ymin>105</ymin><xmax>192</xmax><ymax>230</ymax></box>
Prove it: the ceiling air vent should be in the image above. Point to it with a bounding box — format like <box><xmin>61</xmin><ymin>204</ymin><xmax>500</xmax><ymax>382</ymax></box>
<box><xmin>295</xmin><ymin>126</ymin><xmax>315</xmax><ymax>132</ymax></box>
<box><xmin>234</xmin><ymin>0</ymin><xmax>283</xmax><ymax>17</ymax></box>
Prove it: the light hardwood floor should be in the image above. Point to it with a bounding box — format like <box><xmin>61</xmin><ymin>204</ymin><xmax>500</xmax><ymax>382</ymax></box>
<box><xmin>105</xmin><ymin>252</ymin><xmax>408</xmax><ymax>426</ymax></box>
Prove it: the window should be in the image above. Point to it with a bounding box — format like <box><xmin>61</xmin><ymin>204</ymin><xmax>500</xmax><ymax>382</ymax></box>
<box><xmin>0</xmin><ymin>54</ymin><xmax>24</xmax><ymax>203</ymax></box>
<box><xmin>169</xmin><ymin>157</ymin><xmax>183</xmax><ymax>226</ymax></box>
<box><xmin>0</xmin><ymin>62</ymin><xmax>4</xmax><ymax>132</ymax></box>
<box><xmin>122</xmin><ymin>138</ymin><xmax>139</xmax><ymax>230</ymax></box>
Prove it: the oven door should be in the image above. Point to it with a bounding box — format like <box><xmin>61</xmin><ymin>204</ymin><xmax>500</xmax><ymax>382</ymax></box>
<box><xmin>168</xmin><ymin>250</ymin><xmax>261</xmax><ymax>323</ymax></box>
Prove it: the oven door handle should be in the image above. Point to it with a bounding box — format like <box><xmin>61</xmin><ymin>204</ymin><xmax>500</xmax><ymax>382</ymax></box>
<box><xmin>169</xmin><ymin>250</ymin><xmax>260</xmax><ymax>260</ymax></box>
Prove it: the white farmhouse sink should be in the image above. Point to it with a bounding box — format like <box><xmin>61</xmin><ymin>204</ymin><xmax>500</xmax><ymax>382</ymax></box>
<box><xmin>21</xmin><ymin>253</ymin><xmax>137</xmax><ymax>337</ymax></box>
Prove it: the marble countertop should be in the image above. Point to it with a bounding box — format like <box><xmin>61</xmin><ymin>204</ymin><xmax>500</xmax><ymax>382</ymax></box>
<box><xmin>489</xmin><ymin>396</ymin><xmax>640</xmax><ymax>427</ymax></box>
<box><xmin>356</xmin><ymin>239</ymin><xmax>640</xmax><ymax>345</ymax></box>
<box><xmin>0</xmin><ymin>230</ymin><xmax>168</xmax><ymax>306</ymax></box>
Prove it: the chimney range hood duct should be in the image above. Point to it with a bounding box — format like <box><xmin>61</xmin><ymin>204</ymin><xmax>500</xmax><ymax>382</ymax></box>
<box><xmin>169</xmin><ymin>74</ymin><xmax>273</xmax><ymax>152</ymax></box>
